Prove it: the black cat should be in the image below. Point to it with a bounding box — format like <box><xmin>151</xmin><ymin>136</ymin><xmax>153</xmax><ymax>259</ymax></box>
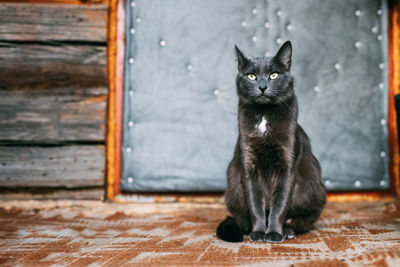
<box><xmin>216</xmin><ymin>41</ymin><xmax>326</xmax><ymax>243</ymax></box>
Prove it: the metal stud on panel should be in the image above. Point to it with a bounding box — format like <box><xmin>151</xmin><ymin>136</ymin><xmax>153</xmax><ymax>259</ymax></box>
<box><xmin>129</xmin><ymin>90</ymin><xmax>134</xmax><ymax>96</ymax></box>
<box><xmin>379</xmin><ymin>63</ymin><xmax>384</xmax><ymax>70</ymax></box>
<box><xmin>264</xmin><ymin>22</ymin><xmax>270</xmax><ymax>29</ymax></box>
<box><xmin>252</xmin><ymin>36</ymin><xmax>258</xmax><ymax>42</ymax></box>
<box><xmin>276</xmin><ymin>38</ymin><xmax>283</xmax><ymax>44</ymax></box>
<box><xmin>355</xmin><ymin>41</ymin><xmax>362</xmax><ymax>48</ymax></box>
<box><xmin>126</xmin><ymin>147</ymin><xmax>132</xmax><ymax>153</ymax></box>
<box><xmin>214</xmin><ymin>89</ymin><xmax>220</xmax><ymax>96</ymax></box>
<box><xmin>160</xmin><ymin>40</ymin><xmax>166</xmax><ymax>47</ymax></box>
<box><xmin>129</xmin><ymin>58</ymin><xmax>135</xmax><ymax>64</ymax></box>
<box><xmin>380</xmin><ymin>119</ymin><xmax>387</xmax><ymax>125</ymax></box>
<box><xmin>377</xmin><ymin>35</ymin><xmax>383</xmax><ymax>41</ymax></box>
<box><xmin>379</xmin><ymin>180</ymin><xmax>386</xmax><ymax>187</ymax></box>
<box><xmin>379</xmin><ymin>83</ymin><xmax>384</xmax><ymax>89</ymax></box>
<box><xmin>252</xmin><ymin>8</ymin><xmax>258</xmax><ymax>14</ymax></box>
<box><xmin>127</xmin><ymin>177</ymin><xmax>133</xmax><ymax>183</ymax></box>
<box><xmin>276</xmin><ymin>10</ymin><xmax>282</xmax><ymax>16</ymax></box>
<box><xmin>187</xmin><ymin>64</ymin><xmax>193</xmax><ymax>71</ymax></box>
<box><xmin>286</xmin><ymin>24</ymin><xmax>293</xmax><ymax>31</ymax></box>
<box><xmin>324</xmin><ymin>180</ymin><xmax>331</xmax><ymax>187</ymax></box>
<box><xmin>314</xmin><ymin>86</ymin><xmax>320</xmax><ymax>93</ymax></box>
<box><xmin>354</xmin><ymin>180</ymin><xmax>361</xmax><ymax>187</ymax></box>
<box><xmin>371</xmin><ymin>26</ymin><xmax>378</xmax><ymax>34</ymax></box>
<box><xmin>334</xmin><ymin>63</ymin><xmax>341</xmax><ymax>70</ymax></box>
<box><xmin>241</xmin><ymin>20</ymin><xmax>247</xmax><ymax>27</ymax></box>
<box><xmin>128</xmin><ymin>121</ymin><xmax>134</xmax><ymax>127</ymax></box>
<box><xmin>130</xmin><ymin>1</ymin><xmax>136</xmax><ymax>7</ymax></box>
<box><xmin>355</xmin><ymin>10</ymin><xmax>361</xmax><ymax>16</ymax></box>
<box><xmin>377</xmin><ymin>9</ymin><xmax>382</xmax><ymax>16</ymax></box>
<box><xmin>130</xmin><ymin>28</ymin><xmax>136</xmax><ymax>34</ymax></box>
<box><xmin>136</xmin><ymin>17</ymin><xmax>141</xmax><ymax>23</ymax></box>
<box><xmin>380</xmin><ymin>151</ymin><xmax>386</xmax><ymax>158</ymax></box>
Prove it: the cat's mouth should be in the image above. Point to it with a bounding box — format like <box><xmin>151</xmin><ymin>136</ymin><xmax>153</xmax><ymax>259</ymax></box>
<box><xmin>259</xmin><ymin>94</ymin><xmax>271</xmax><ymax>99</ymax></box>
<box><xmin>256</xmin><ymin>95</ymin><xmax>271</xmax><ymax>104</ymax></box>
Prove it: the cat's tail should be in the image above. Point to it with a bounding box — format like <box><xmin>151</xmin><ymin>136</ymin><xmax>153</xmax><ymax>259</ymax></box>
<box><xmin>216</xmin><ymin>216</ymin><xmax>243</xmax><ymax>242</ymax></box>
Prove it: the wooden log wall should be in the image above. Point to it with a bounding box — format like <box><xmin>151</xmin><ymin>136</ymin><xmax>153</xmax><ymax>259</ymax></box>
<box><xmin>0</xmin><ymin>0</ymin><xmax>110</xmax><ymax>200</ymax></box>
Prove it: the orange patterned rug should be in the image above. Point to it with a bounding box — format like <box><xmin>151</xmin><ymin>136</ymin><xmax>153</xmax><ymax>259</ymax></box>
<box><xmin>0</xmin><ymin>200</ymin><xmax>399</xmax><ymax>266</ymax></box>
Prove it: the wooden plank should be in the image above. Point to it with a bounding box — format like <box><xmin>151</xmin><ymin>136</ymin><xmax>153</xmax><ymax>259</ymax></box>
<box><xmin>4</xmin><ymin>1</ymin><xmax>109</xmax><ymax>4</ymax></box>
<box><xmin>0</xmin><ymin>88</ymin><xmax>107</xmax><ymax>142</ymax></box>
<box><xmin>0</xmin><ymin>188</ymin><xmax>104</xmax><ymax>200</ymax></box>
<box><xmin>388</xmin><ymin>1</ymin><xmax>400</xmax><ymax>197</ymax></box>
<box><xmin>0</xmin><ymin>145</ymin><xmax>105</xmax><ymax>188</ymax></box>
<box><xmin>0</xmin><ymin>43</ymin><xmax>107</xmax><ymax>90</ymax></box>
<box><xmin>0</xmin><ymin>3</ymin><xmax>108</xmax><ymax>42</ymax></box>
<box><xmin>107</xmin><ymin>0</ymin><xmax>125</xmax><ymax>200</ymax></box>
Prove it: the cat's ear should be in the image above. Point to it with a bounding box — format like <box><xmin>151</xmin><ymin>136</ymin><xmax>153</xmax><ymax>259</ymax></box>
<box><xmin>235</xmin><ymin>45</ymin><xmax>251</xmax><ymax>71</ymax></box>
<box><xmin>275</xmin><ymin>41</ymin><xmax>292</xmax><ymax>69</ymax></box>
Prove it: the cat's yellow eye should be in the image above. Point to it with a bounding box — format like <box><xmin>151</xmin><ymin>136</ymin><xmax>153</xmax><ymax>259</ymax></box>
<box><xmin>269</xmin><ymin>73</ymin><xmax>279</xmax><ymax>80</ymax></box>
<box><xmin>247</xmin><ymin>73</ymin><xmax>257</xmax><ymax>80</ymax></box>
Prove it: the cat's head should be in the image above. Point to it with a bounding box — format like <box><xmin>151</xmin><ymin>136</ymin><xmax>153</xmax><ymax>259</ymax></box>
<box><xmin>235</xmin><ymin>41</ymin><xmax>294</xmax><ymax>105</ymax></box>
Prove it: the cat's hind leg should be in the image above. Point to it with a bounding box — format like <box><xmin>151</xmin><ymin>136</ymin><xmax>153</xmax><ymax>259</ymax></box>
<box><xmin>216</xmin><ymin>200</ymin><xmax>251</xmax><ymax>242</ymax></box>
<box><xmin>218</xmin><ymin>183</ymin><xmax>252</xmax><ymax>242</ymax></box>
<box><xmin>289</xmin><ymin>208</ymin><xmax>322</xmax><ymax>234</ymax></box>
<box><xmin>217</xmin><ymin>153</ymin><xmax>252</xmax><ymax>242</ymax></box>
<box><xmin>283</xmin><ymin>225</ymin><xmax>295</xmax><ymax>239</ymax></box>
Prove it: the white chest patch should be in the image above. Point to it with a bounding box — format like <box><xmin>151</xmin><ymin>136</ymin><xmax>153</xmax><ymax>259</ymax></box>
<box><xmin>256</xmin><ymin>116</ymin><xmax>268</xmax><ymax>134</ymax></box>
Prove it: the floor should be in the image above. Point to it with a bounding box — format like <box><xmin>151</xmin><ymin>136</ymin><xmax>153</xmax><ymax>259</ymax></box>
<box><xmin>0</xmin><ymin>200</ymin><xmax>399</xmax><ymax>266</ymax></box>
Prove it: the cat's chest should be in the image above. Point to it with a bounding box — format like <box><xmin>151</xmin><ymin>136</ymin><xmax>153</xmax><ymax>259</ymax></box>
<box><xmin>250</xmin><ymin>116</ymin><xmax>271</xmax><ymax>137</ymax></box>
<box><xmin>255</xmin><ymin>116</ymin><xmax>269</xmax><ymax>135</ymax></box>
<box><xmin>240</xmin><ymin>112</ymin><xmax>276</xmax><ymax>138</ymax></box>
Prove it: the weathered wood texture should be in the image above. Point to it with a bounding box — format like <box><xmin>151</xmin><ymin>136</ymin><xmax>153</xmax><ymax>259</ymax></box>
<box><xmin>0</xmin><ymin>1</ymin><xmax>109</xmax><ymax>194</ymax></box>
<box><xmin>0</xmin><ymin>188</ymin><xmax>104</xmax><ymax>200</ymax></box>
<box><xmin>0</xmin><ymin>145</ymin><xmax>105</xmax><ymax>187</ymax></box>
<box><xmin>0</xmin><ymin>43</ymin><xmax>107</xmax><ymax>90</ymax></box>
<box><xmin>0</xmin><ymin>3</ymin><xmax>108</xmax><ymax>42</ymax></box>
<box><xmin>6</xmin><ymin>1</ymin><xmax>109</xmax><ymax>4</ymax></box>
<box><xmin>0</xmin><ymin>88</ymin><xmax>107</xmax><ymax>142</ymax></box>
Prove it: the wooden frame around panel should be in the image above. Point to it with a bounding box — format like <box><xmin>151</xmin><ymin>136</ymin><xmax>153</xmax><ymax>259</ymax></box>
<box><xmin>388</xmin><ymin>0</ymin><xmax>400</xmax><ymax>197</ymax></box>
<box><xmin>107</xmin><ymin>0</ymin><xmax>124</xmax><ymax>200</ymax></box>
<box><xmin>107</xmin><ymin>0</ymin><xmax>400</xmax><ymax>202</ymax></box>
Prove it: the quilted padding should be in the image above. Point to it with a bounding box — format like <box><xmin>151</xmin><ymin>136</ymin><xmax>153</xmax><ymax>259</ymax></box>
<box><xmin>121</xmin><ymin>0</ymin><xmax>389</xmax><ymax>192</ymax></box>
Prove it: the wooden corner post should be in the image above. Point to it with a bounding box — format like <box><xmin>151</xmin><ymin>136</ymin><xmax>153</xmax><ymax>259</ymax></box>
<box><xmin>107</xmin><ymin>0</ymin><xmax>125</xmax><ymax>200</ymax></box>
<box><xmin>389</xmin><ymin>0</ymin><xmax>400</xmax><ymax>197</ymax></box>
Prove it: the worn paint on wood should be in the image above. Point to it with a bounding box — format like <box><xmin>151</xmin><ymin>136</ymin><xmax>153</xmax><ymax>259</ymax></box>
<box><xmin>389</xmin><ymin>1</ymin><xmax>400</xmax><ymax>197</ymax></box>
<box><xmin>0</xmin><ymin>88</ymin><xmax>107</xmax><ymax>142</ymax></box>
<box><xmin>0</xmin><ymin>3</ymin><xmax>108</xmax><ymax>41</ymax></box>
<box><xmin>0</xmin><ymin>145</ymin><xmax>105</xmax><ymax>187</ymax></box>
<box><xmin>0</xmin><ymin>43</ymin><xmax>107</xmax><ymax>89</ymax></box>
<box><xmin>107</xmin><ymin>0</ymin><xmax>125</xmax><ymax>200</ymax></box>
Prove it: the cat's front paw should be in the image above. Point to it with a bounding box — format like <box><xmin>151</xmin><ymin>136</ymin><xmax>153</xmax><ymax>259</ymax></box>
<box><xmin>249</xmin><ymin>231</ymin><xmax>265</xmax><ymax>242</ymax></box>
<box><xmin>265</xmin><ymin>231</ymin><xmax>284</xmax><ymax>243</ymax></box>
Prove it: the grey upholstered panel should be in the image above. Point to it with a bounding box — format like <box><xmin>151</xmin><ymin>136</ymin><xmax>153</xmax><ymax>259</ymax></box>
<box><xmin>121</xmin><ymin>0</ymin><xmax>389</xmax><ymax>192</ymax></box>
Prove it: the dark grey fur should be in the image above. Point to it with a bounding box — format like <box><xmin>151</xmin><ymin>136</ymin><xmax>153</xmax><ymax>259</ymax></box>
<box><xmin>216</xmin><ymin>41</ymin><xmax>326</xmax><ymax>243</ymax></box>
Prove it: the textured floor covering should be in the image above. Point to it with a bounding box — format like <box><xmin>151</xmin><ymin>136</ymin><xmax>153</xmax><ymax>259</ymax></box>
<box><xmin>0</xmin><ymin>200</ymin><xmax>399</xmax><ymax>266</ymax></box>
